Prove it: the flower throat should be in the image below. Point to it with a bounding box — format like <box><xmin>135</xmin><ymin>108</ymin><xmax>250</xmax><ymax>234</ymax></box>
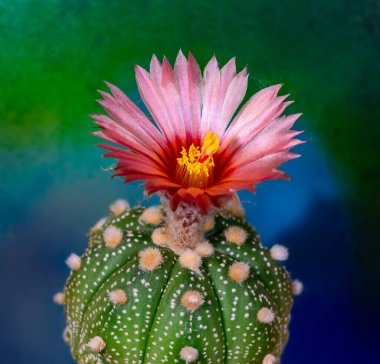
<box><xmin>176</xmin><ymin>131</ymin><xmax>220</xmax><ymax>188</ymax></box>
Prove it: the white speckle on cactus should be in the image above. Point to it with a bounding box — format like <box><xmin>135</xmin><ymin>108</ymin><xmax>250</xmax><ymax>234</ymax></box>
<box><xmin>179</xmin><ymin>249</ymin><xmax>202</xmax><ymax>273</ymax></box>
<box><xmin>139</xmin><ymin>248</ymin><xmax>164</xmax><ymax>271</ymax></box>
<box><xmin>108</xmin><ymin>289</ymin><xmax>128</xmax><ymax>306</ymax></box>
<box><xmin>228</xmin><ymin>261</ymin><xmax>250</xmax><ymax>283</ymax></box>
<box><xmin>180</xmin><ymin>346</ymin><xmax>199</xmax><ymax>362</ymax></box>
<box><xmin>151</xmin><ymin>227</ymin><xmax>168</xmax><ymax>247</ymax></box>
<box><xmin>263</xmin><ymin>353</ymin><xmax>277</xmax><ymax>364</ymax></box>
<box><xmin>292</xmin><ymin>279</ymin><xmax>304</xmax><ymax>295</ymax></box>
<box><xmin>62</xmin><ymin>326</ymin><xmax>71</xmax><ymax>343</ymax></box>
<box><xmin>202</xmin><ymin>215</ymin><xmax>215</xmax><ymax>232</ymax></box>
<box><xmin>195</xmin><ymin>241</ymin><xmax>214</xmax><ymax>257</ymax></box>
<box><xmin>65</xmin><ymin>253</ymin><xmax>81</xmax><ymax>271</ymax></box>
<box><xmin>87</xmin><ymin>336</ymin><xmax>106</xmax><ymax>352</ymax></box>
<box><xmin>181</xmin><ymin>290</ymin><xmax>204</xmax><ymax>312</ymax></box>
<box><xmin>139</xmin><ymin>206</ymin><xmax>163</xmax><ymax>225</ymax></box>
<box><xmin>103</xmin><ymin>225</ymin><xmax>123</xmax><ymax>248</ymax></box>
<box><xmin>89</xmin><ymin>216</ymin><xmax>107</xmax><ymax>234</ymax></box>
<box><xmin>53</xmin><ymin>292</ymin><xmax>66</xmax><ymax>305</ymax></box>
<box><xmin>270</xmin><ymin>244</ymin><xmax>289</xmax><ymax>261</ymax></box>
<box><xmin>257</xmin><ymin>307</ymin><xmax>275</xmax><ymax>323</ymax></box>
<box><xmin>223</xmin><ymin>226</ymin><xmax>248</xmax><ymax>246</ymax></box>
<box><xmin>109</xmin><ymin>198</ymin><xmax>129</xmax><ymax>215</ymax></box>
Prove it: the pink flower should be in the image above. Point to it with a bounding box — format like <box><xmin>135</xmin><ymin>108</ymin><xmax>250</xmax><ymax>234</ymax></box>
<box><xmin>93</xmin><ymin>51</ymin><xmax>303</xmax><ymax>213</ymax></box>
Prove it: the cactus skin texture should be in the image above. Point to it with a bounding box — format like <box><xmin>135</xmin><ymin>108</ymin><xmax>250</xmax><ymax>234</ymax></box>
<box><xmin>62</xmin><ymin>203</ymin><xmax>294</xmax><ymax>364</ymax></box>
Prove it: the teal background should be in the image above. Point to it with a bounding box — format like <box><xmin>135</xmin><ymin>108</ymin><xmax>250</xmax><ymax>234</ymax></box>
<box><xmin>0</xmin><ymin>1</ymin><xmax>379</xmax><ymax>363</ymax></box>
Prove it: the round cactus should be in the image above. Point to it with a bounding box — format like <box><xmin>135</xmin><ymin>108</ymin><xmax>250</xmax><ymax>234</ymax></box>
<box><xmin>55</xmin><ymin>51</ymin><xmax>304</xmax><ymax>364</ymax></box>
<box><xmin>57</xmin><ymin>199</ymin><xmax>296</xmax><ymax>364</ymax></box>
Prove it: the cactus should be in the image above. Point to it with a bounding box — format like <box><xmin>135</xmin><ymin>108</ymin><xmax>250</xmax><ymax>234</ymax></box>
<box><xmin>54</xmin><ymin>51</ymin><xmax>304</xmax><ymax>363</ymax></box>
<box><xmin>55</xmin><ymin>198</ymin><xmax>300</xmax><ymax>364</ymax></box>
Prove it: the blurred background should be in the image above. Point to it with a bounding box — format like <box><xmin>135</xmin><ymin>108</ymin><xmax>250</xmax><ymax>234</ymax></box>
<box><xmin>1</xmin><ymin>1</ymin><xmax>379</xmax><ymax>363</ymax></box>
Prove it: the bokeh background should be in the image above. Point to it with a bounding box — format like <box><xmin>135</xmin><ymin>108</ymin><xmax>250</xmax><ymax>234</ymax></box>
<box><xmin>1</xmin><ymin>1</ymin><xmax>379</xmax><ymax>363</ymax></box>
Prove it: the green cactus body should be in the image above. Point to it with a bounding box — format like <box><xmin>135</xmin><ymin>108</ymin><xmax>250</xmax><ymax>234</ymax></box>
<box><xmin>59</xmin><ymin>201</ymin><xmax>295</xmax><ymax>364</ymax></box>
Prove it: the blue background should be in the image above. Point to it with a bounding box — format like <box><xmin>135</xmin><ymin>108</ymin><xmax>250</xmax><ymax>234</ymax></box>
<box><xmin>1</xmin><ymin>1</ymin><xmax>379</xmax><ymax>363</ymax></box>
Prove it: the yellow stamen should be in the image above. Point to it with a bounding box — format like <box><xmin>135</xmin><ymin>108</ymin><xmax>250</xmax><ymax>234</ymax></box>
<box><xmin>176</xmin><ymin>132</ymin><xmax>220</xmax><ymax>188</ymax></box>
<box><xmin>201</xmin><ymin>131</ymin><xmax>220</xmax><ymax>157</ymax></box>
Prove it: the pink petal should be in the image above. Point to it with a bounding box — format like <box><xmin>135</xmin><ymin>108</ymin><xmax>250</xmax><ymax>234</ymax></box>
<box><xmin>98</xmin><ymin>143</ymin><xmax>166</xmax><ymax>173</ymax></box>
<box><xmin>150</xmin><ymin>54</ymin><xmax>162</xmax><ymax>83</ymax></box>
<box><xmin>224</xmin><ymin>92</ymin><xmax>289</xmax><ymax>142</ymax></box>
<box><xmin>214</xmin><ymin>67</ymin><xmax>248</xmax><ymax>136</ymax></box>
<box><xmin>95</xmin><ymin>99</ymin><xmax>165</xmax><ymax>154</ymax></box>
<box><xmin>224</xmin><ymin>113</ymin><xmax>303</xmax><ymax>172</ymax></box>
<box><xmin>135</xmin><ymin>65</ymin><xmax>177</xmax><ymax>150</ymax></box>
<box><xmin>226</xmin><ymin>151</ymin><xmax>300</xmax><ymax>181</ymax></box>
<box><xmin>93</xmin><ymin>119</ymin><xmax>166</xmax><ymax>169</ymax></box>
<box><xmin>174</xmin><ymin>50</ymin><xmax>193</xmax><ymax>144</ymax></box>
<box><xmin>200</xmin><ymin>55</ymin><xmax>221</xmax><ymax>138</ymax></box>
<box><xmin>159</xmin><ymin>57</ymin><xmax>187</xmax><ymax>146</ymax></box>
<box><xmin>101</xmin><ymin>83</ymin><xmax>167</xmax><ymax>147</ymax></box>
<box><xmin>200</xmin><ymin>56</ymin><xmax>248</xmax><ymax>139</ymax></box>
<box><xmin>187</xmin><ymin>52</ymin><xmax>202</xmax><ymax>143</ymax></box>
<box><xmin>145</xmin><ymin>178</ymin><xmax>182</xmax><ymax>194</ymax></box>
<box><xmin>227</xmin><ymin>84</ymin><xmax>283</xmax><ymax>133</ymax></box>
<box><xmin>101</xmin><ymin>145</ymin><xmax>172</xmax><ymax>183</ymax></box>
<box><xmin>219</xmin><ymin>94</ymin><xmax>292</xmax><ymax>159</ymax></box>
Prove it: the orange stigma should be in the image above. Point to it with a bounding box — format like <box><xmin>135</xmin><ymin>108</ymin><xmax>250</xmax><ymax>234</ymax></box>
<box><xmin>176</xmin><ymin>132</ymin><xmax>220</xmax><ymax>188</ymax></box>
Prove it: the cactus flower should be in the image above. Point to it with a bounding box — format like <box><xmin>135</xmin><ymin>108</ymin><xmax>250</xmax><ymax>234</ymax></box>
<box><xmin>56</xmin><ymin>51</ymin><xmax>303</xmax><ymax>364</ymax></box>
<box><xmin>92</xmin><ymin>51</ymin><xmax>303</xmax><ymax>213</ymax></box>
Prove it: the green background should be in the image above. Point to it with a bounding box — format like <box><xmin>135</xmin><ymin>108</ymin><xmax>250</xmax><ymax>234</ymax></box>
<box><xmin>1</xmin><ymin>1</ymin><xmax>379</xmax><ymax>363</ymax></box>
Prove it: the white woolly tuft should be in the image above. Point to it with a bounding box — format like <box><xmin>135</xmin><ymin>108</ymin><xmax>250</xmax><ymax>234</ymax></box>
<box><xmin>195</xmin><ymin>241</ymin><xmax>215</xmax><ymax>257</ymax></box>
<box><xmin>270</xmin><ymin>244</ymin><xmax>289</xmax><ymax>261</ymax></box>
<box><xmin>161</xmin><ymin>198</ymin><xmax>207</xmax><ymax>252</ymax></box>
<box><xmin>151</xmin><ymin>227</ymin><xmax>168</xmax><ymax>247</ymax></box>
<box><xmin>103</xmin><ymin>225</ymin><xmax>123</xmax><ymax>248</ymax></box>
<box><xmin>180</xmin><ymin>346</ymin><xmax>199</xmax><ymax>362</ymax></box>
<box><xmin>87</xmin><ymin>336</ymin><xmax>106</xmax><ymax>352</ymax></box>
<box><xmin>224</xmin><ymin>226</ymin><xmax>248</xmax><ymax>246</ymax></box>
<box><xmin>65</xmin><ymin>253</ymin><xmax>81</xmax><ymax>271</ymax></box>
<box><xmin>108</xmin><ymin>289</ymin><xmax>128</xmax><ymax>306</ymax></box>
<box><xmin>263</xmin><ymin>353</ymin><xmax>277</xmax><ymax>364</ymax></box>
<box><xmin>179</xmin><ymin>249</ymin><xmax>202</xmax><ymax>273</ymax></box>
<box><xmin>292</xmin><ymin>279</ymin><xmax>304</xmax><ymax>295</ymax></box>
<box><xmin>139</xmin><ymin>206</ymin><xmax>163</xmax><ymax>225</ymax></box>
<box><xmin>181</xmin><ymin>290</ymin><xmax>204</xmax><ymax>312</ymax></box>
<box><xmin>257</xmin><ymin>307</ymin><xmax>275</xmax><ymax>323</ymax></box>
<box><xmin>53</xmin><ymin>292</ymin><xmax>66</xmax><ymax>305</ymax></box>
<box><xmin>109</xmin><ymin>199</ymin><xmax>129</xmax><ymax>215</ymax></box>
<box><xmin>228</xmin><ymin>261</ymin><xmax>250</xmax><ymax>283</ymax></box>
<box><xmin>139</xmin><ymin>248</ymin><xmax>164</xmax><ymax>271</ymax></box>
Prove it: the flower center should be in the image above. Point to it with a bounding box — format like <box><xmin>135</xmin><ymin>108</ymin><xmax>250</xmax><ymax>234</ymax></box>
<box><xmin>176</xmin><ymin>132</ymin><xmax>220</xmax><ymax>188</ymax></box>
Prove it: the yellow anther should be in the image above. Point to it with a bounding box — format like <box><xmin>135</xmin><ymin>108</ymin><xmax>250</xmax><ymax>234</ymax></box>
<box><xmin>176</xmin><ymin>132</ymin><xmax>220</xmax><ymax>188</ymax></box>
<box><xmin>201</xmin><ymin>131</ymin><xmax>220</xmax><ymax>157</ymax></box>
